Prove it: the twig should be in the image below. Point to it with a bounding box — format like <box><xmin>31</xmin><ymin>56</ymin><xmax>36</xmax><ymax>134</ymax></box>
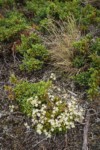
<box><xmin>67</xmin><ymin>90</ymin><xmax>77</xmax><ymax>97</ymax></box>
<box><xmin>82</xmin><ymin>110</ymin><xmax>90</xmax><ymax>150</ymax></box>
<box><xmin>32</xmin><ymin>137</ymin><xmax>48</xmax><ymax>148</ymax></box>
<box><xmin>64</xmin><ymin>133</ymin><xmax>68</xmax><ymax>148</ymax></box>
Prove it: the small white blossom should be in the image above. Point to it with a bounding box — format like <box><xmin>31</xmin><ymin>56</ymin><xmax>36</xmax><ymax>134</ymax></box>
<box><xmin>50</xmin><ymin>73</ymin><xmax>56</xmax><ymax>80</ymax></box>
<box><xmin>37</xmin><ymin>129</ymin><xmax>42</xmax><ymax>135</ymax></box>
<box><xmin>47</xmin><ymin>133</ymin><xmax>51</xmax><ymax>138</ymax></box>
<box><xmin>9</xmin><ymin>105</ymin><xmax>15</xmax><ymax>112</ymax></box>
<box><xmin>34</xmin><ymin>103</ymin><xmax>38</xmax><ymax>107</ymax></box>
<box><xmin>57</xmin><ymin>88</ymin><xmax>61</xmax><ymax>91</ymax></box>
<box><xmin>30</xmin><ymin>100</ymin><xmax>37</xmax><ymax>106</ymax></box>
<box><xmin>24</xmin><ymin>122</ymin><xmax>30</xmax><ymax>130</ymax></box>
<box><xmin>37</xmin><ymin>113</ymin><xmax>41</xmax><ymax>117</ymax></box>
<box><xmin>59</xmin><ymin>127</ymin><xmax>62</xmax><ymax>131</ymax></box>
<box><xmin>51</xmin><ymin>128</ymin><xmax>54</xmax><ymax>132</ymax></box>
<box><xmin>35</xmin><ymin>96</ymin><xmax>38</xmax><ymax>99</ymax></box>
<box><xmin>27</xmin><ymin>85</ymin><xmax>84</xmax><ymax>138</ymax></box>
<box><xmin>27</xmin><ymin>97</ymin><xmax>33</xmax><ymax>102</ymax></box>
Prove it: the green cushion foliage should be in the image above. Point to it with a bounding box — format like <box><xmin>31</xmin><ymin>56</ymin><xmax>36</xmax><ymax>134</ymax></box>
<box><xmin>0</xmin><ymin>0</ymin><xmax>15</xmax><ymax>7</ymax></box>
<box><xmin>73</xmin><ymin>36</ymin><xmax>100</xmax><ymax>99</ymax></box>
<box><xmin>26</xmin><ymin>0</ymin><xmax>81</xmax><ymax>21</ymax></box>
<box><xmin>7</xmin><ymin>76</ymin><xmax>84</xmax><ymax>137</ymax></box>
<box><xmin>26</xmin><ymin>0</ymin><xmax>100</xmax><ymax>31</ymax></box>
<box><xmin>16</xmin><ymin>33</ymin><xmax>48</xmax><ymax>72</ymax></box>
<box><xmin>11</xmin><ymin>77</ymin><xmax>51</xmax><ymax>115</ymax></box>
<box><xmin>0</xmin><ymin>11</ymin><xmax>26</xmax><ymax>42</ymax></box>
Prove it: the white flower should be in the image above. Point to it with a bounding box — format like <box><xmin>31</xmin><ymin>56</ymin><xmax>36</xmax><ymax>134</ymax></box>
<box><xmin>80</xmin><ymin>108</ymin><xmax>84</xmax><ymax>113</ymax></box>
<box><xmin>9</xmin><ymin>105</ymin><xmax>14</xmax><ymax>109</ymax></box>
<box><xmin>27</xmin><ymin>97</ymin><xmax>33</xmax><ymax>102</ymax></box>
<box><xmin>34</xmin><ymin>96</ymin><xmax>38</xmax><ymax>99</ymax></box>
<box><xmin>31</xmin><ymin>118</ymin><xmax>37</xmax><ymax>124</ymax></box>
<box><xmin>57</xmin><ymin>88</ymin><xmax>61</xmax><ymax>91</ymax></box>
<box><xmin>41</xmin><ymin>120</ymin><xmax>45</xmax><ymax>124</ymax></box>
<box><xmin>49</xmin><ymin>120</ymin><xmax>55</xmax><ymax>126</ymax></box>
<box><xmin>51</xmin><ymin>114</ymin><xmax>54</xmax><ymax>118</ymax></box>
<box><xmin>59</xmin><ymin>101</ymin><xmax>62</xmax><ymax>104</ymax></box>
<box><xmin>49</xmin><ymin>94</ymin><xmax>54</xmax><ymax>99</ymax></box>
<box><xmin>75</xmin><ymin>118</ymin><xmax>79</xmax><ymax>122</ymax></box>
<box><xmin>51</xmin><ymin>97</ymin><xmax>54</xmax><ymax>101</ymax></box>
<box><xmin>70</xmin><ymin>122</ymin><xmax>75</xmax><ymax>128</ymax></box>
<box><xmin>34</xmin><ymin>103</ymin><xmax>38</xmax><ymax>107</ymax></box>
<box><xmin>42</xmin><ymin>104</ymin><xmax>47</xmax><ymax>109</ymax></box>
<box><xmin>71</xmin><ymin>96</ymin><xmax>76</xmax><ymax>100</ymax></box>
<box><xmin>42</xmin><ymin>111</ymin><xmax>46</xmax><ymax>115</ymax></box>
<box><xmin>43</xmin><ymin>130</ymin><xmax>48</xmax><ymax>136</ymax></box>
<box><xmin>24</xmin><ymin>122</ymin><xmax>30</xmax><ymax>129</ymax></box>
<box><xmin>72</xmin><ymin>100</ymin><xmax>76</xmax><ymax>105</ymax></box>
<box><xmin>32</xmin><ymin>109</ymin><xmax>38</xmax><ymax>115</ymax></box>
<box><xmin>51</xmin><ymin>128</ymin><xmax>54</xmax><ymax>132</ymax></box>
<box><xmin>38</xmin><ymin>101</ymin><xmax>41</xmax><ymax>104</ymax></box>
<box><xmin>59</xmin><ymin>128</ymin><xmax>62</xmax><ymax>131</ymax></box>
<box><xmin>27</xmin><ymin>89</ymin><xmax>85</xmax><ymax>138</ymax></box>
<box><xmin>37</xmin><ymin>113</ymin><xmax>41</xmax><ymax>117</ymax></box>
<box><xmin>50</xmin><ymin>73</ymin><xmax>56</xmax><ymax>80</ymax></box>
<box><xmin>55</xmin><ymin>107</ymin><xmax>58</xmax><ymax>112</ymax></box>
<box><xmin>30</xmin><ymin>100</ymin><xmax>37</xmax><ymax>105</ymax></box>
<box><xmin>69</xmin><ymin>116</ymin><xmax>73</xmax><ymax>119</ymax></box>
<box><xmin>37</xmin><ymin>129</ymin><xmax>42</xmax><ymax>135</ymax></box>
<box><xmin>37</xmin><ymin>124</ymin><xmax>43</xmax><ymax>130</ymax></box>
<box><xmin>47</xmin><ymin>133</ymin><xmax>51</xmax><ymax>138</ymax></box>
<box><xmin>56</xmin><ymin>101</ymin><xmax>59</xmax><ymax>105</ymax></box>
<box><xmin>9</xmin><ymin>105</ymin><xmax>15</xmax><ymax>112</ymax></box>
<box><xmin>68</xmin><ymin>102</ymin><xmax>72</xmax><ymax>107</ymax></box>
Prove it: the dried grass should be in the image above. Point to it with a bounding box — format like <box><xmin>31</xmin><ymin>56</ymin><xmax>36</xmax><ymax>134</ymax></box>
<box><xmin>41</xmin><ymin>15</ymin><xmax>81</xmax><ymax>73</ymax></box>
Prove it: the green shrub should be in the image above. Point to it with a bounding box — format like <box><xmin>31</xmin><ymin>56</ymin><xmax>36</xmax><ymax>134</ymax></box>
<box><xmin>73</xmin><ymin>71</ymin><xmax>91</xmax><ymax>87</ymax></box>
<box><xmin>0</xmin><ymin>1</ymin><xmax>99</xmax><ymax>43</ymax></box>
<box><xmin>80</xmin><ymin>4</ymin><xmax>100</xmax><ymax>30</ymax></box>
<box><xmin>0</xmin><ymin>0</ymin><xmax>15</xmax><ymax>7</ymax></box>
<box><xmin>16</xmin><ymin>33</ymin><xmax>48</xmax><ymax>72</ymax></box>
<box><xmin>26</xmin><ymin>0</ymin><xmax>99</xmax><ymax>32</ymax></box>
<box><xmin>12</xmin><ymin>79</ymin><xmax>51</xmax><ymax>115</ymax></box>
<box><xmin>73</xmin><ymin>36</ymin><xmax>100</xmax><ymax>99</ymax></box>
<box><xmin>88</xmin><ymin>68</ymin><xmax>100</xmax><ymax>100</ymax></box>
<box><xmin>26</xmin><ymin>0</ymin><xmax>81</xmax><ymax>23</ymax></box>
<box><xmin>72</xmin><ymin>56</ymin><xmax>86</xmax><ymax>68</ymax></box>
<box><xmin>6</xmin><ymin>76</ymin><xmax>84</xmax><ymax>137</ymax></box>
<box><xmin>73</xmin><ymin>35</ymin><xmax>92</xmax><ymax>54</ymax></box>
<box><xmin>0</xmin><ymin>11</ymin><xmax>26</xmax><ymax>42</ymax></box>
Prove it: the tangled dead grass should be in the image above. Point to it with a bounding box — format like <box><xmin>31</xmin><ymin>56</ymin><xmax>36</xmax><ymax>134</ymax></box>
<box><xmin>41</xmin><ymin>15</ymin><xmax>81</xmax><ymax>73</ymax></box>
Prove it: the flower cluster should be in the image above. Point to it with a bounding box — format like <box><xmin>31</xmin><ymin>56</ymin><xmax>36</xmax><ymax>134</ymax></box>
<box><xmin>27</xmin><ymin>90</ymin><xmax>84</xmax><ymax>138</ymax></box>
<box><xmin>50</xmin><ymin>73</ymin><xmax>56</xmax><ymax>80</ymax></box>
<box><xmin>9</xmin><ymin>105</ymin><xmax>15</xmax><ymax>112</ymax></box>
<box><xmin>24</xmin><ymin>122</ymin><xmax>30</xmax><ymax>130</ymax></box>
